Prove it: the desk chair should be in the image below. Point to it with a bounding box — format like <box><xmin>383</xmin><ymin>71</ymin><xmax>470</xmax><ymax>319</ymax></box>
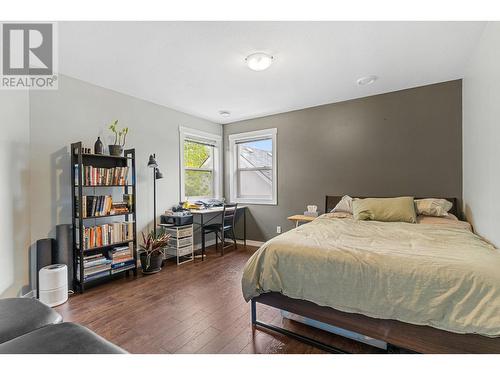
<box><xmin>201</xmin><ymin>204</ymin><xmax>238</xmax><ymax>259</ymax></box>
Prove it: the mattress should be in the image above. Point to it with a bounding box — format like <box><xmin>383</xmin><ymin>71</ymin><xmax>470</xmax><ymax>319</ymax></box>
<box><xmin>241</xmin><ymin>215</ymin><xmax>500</xmax><ymax>337</ymax></box>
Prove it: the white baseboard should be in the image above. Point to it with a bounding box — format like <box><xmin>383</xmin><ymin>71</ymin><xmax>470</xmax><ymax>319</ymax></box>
<box><xmin>236</xmin><ymin>239</ymin><xmax>265</xmax><ymax>247</ymax></box>
<box><xmin>21</xmin><ymin>290</ymin><xmax>35</xmax><ymax>299</ymax></box>
<box><xmin>193</xmin><ymin>239</ymin><xmax>264</xmax><ymax>250</ymax></box>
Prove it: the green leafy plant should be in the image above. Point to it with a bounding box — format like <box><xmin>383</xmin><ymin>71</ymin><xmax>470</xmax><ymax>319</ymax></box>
<box><xmin>141</xmin><ymin>229</ymin><xmax>170</xmax><ymax>255</ymax></box>
<box><xmin>140</xmin><ymin>229</ymin><xmax>171</xmax><ymax>269</ymax></box>
<box><xmin>108</xmin><ymin>120</ymin><xmax>129</xmax><ymax>146</ymax></box>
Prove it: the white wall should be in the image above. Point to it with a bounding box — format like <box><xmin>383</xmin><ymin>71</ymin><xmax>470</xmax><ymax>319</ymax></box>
<box><xmin>0</xmin><ymin>74</ymin><xmax>220</xmax><ymax>297</ymax></box>
<box><xmin>0</xmin><ymin>90</ymin><xmax>31</xmax><ymax>298</ymax></box>
<box><xmin>463</xmin><ymin>22</ymin><xmax>500</xmax><ymax>247</ymax></box>
<box><xmin>29</xmin><ymin>75</ymin><xmax>221</xmax><ymax>273</ymax></box>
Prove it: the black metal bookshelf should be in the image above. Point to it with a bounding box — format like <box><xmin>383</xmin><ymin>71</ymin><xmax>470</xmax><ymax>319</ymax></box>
<box><xmin>71</xmin><ymin>142</ymin><xmax>138</xmax><ymax>293</ymax></box>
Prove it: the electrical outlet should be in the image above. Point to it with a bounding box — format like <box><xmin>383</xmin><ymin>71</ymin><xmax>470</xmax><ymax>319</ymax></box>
<box><xmin>276</xmin><ymin>226</ymin><xmax>282</xmax><ymax>234</ymax></box>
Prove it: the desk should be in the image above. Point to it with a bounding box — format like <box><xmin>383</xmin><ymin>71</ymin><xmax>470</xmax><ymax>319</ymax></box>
<box><xmin>190</xmin><ymin>206</ymin><xmax>247</xmax><ymax>257</ymax></box>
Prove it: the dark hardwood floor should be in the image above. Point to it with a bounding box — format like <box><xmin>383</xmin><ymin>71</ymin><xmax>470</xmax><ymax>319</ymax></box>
<box><xmin>55</xmin><ymin>245</ymin><xmax>383</xmax><ymax>354</ymax></box>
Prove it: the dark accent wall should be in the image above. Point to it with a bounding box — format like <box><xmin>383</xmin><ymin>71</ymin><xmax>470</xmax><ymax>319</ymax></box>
<box><xmin>224</xmin><ymin>80</ymin><xmax>463</xmax><ymax>242</ymax></box>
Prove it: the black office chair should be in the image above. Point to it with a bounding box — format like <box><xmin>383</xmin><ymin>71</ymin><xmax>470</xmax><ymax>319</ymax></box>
<box><xmin>201</xmin><ymin>204</ymin><xmax>238</xmax><ymax>258</ymax></box>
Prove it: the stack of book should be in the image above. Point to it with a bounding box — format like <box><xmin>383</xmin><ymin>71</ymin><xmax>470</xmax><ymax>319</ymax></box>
<box><xmin>79</xmin><ymin>221</ymin><xmax>135</xmax><ymax>250</ymax></box>
<box><xmin>77</xmin><ymin>253</ymin><xmax>112</xmax><ymax>282</ymax></box>
<box><xmin>109</xmin><ymin>245</ymin><xmax>135</xmax><ymax>274</ymax></box>
<box><xmin>74</xmin><ymin>165</ymin><xmax>129</xmax><ymax>186</ymax></box>
<box><xmin>111</xmin><ymin>201</ymin><xmax>130</xmax><ymax>215</ymax></box>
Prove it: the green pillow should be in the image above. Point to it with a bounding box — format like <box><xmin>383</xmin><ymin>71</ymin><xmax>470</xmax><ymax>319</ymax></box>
<box><xmin>352</xmin><ymin>197</ymin><xmax>417</xmax><ymax>223</ymax></box>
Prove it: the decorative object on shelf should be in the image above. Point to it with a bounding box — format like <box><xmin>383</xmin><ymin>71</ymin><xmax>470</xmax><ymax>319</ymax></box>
<box><xmin>123</xmin><ymin>193</ymin><xmax>133</xmax><ymax>211</ymax></box>
<box><xmin>94</xmin><ymin>136</ymin><xmax>104</xmax><ymax>155</ymax></box>
<box><xmin>147</xmin><ymin>153</ymin><xmax>164</xmax><ymax>235</ymax></box>
<box><xmin>304</xmin><ymin>204</ymin><xmax>319</xmax><ymax>217</ymax></box>
<box><xmin>139</xmin><ymin>229</ymin><xmax>170</xmax><ymax>274</ymax></box>
<box><xmin>108</xmin><ymin>120</ymin><xmax>129</xmax><ymax>156</ymax></box>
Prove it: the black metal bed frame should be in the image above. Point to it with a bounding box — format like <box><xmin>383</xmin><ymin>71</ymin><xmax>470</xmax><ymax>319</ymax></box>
<box><xmin>251</xmin><ymin>299</ymin><xmax>349</xmax><ymax>353</ymax></box>
<box><xmin>251</xmin><ymin>299</ymin><xmax>408</xmax><ymax>354</ymax></box>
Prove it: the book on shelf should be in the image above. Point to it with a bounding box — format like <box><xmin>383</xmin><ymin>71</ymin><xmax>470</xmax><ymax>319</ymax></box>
<box><xmin>111</xmin><ymin>264</ymin><xmax>136</xmax><ymax>275</ymax></box>
<box><xmin>76</xmin><ymin>254</ymin><xmax>112</xmax><ymax>282</ymax></box>
<box><xmin>75</xmin><ymin>195</ymin><xmax>133</xmax><ymax>218</ymax></box>
<box><xmin>74</xmin><ymin>165</ymin><xmax>129</xmax><ymax>186</ymax></box>
<box><xmin>80</xmin><ymin>269</ymin><xmax>111</xmax><ymax>282</ymax></box>
<box><xmin>77</xmin><ymin>221</ymin><xmax>135</xmax><ymax>250</ymax></box>
<box><xmin>111</xmin><ymin>202</ymin><xmax>130</xmax><ymax>214</ymax></box>
<box><xmin>111</xmin><ymin>259</ymin><xmax>135</xmax><ymax>270</ymax></box>
<box><xmin>76</xmin><ymin>250</ymin><xmax>135</xmax><ymax>281</ymax></box>
<box><xmin>76</xmin><ymin>195</ymin><xmax>112</xmax><ymax>218</ymax></box>
<box><xmin>83</xmin><ymin>257</ymin><xmax>112</xmax><ymax>268</ymax></box>
<box><xmin>108</xmin><ymin>244</ymin><xmax>134</xmax><ymax>264</ymax></box>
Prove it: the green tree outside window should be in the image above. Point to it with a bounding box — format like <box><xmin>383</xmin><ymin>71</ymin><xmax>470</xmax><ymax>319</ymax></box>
<box><xmin>184</xmin><ymin>141</ymin><xmax>213</xmax><ymax>197</ymax></box>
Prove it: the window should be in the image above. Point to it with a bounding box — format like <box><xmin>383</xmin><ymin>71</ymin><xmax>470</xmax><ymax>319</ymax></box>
<box><xmin>229</xmin><ymin>128</ymin><xmax>277</xmax><ymax>205</ymax></box>
<box><xmin>184</xmin><ymin>140</ymin><xmax>214</xmax><ymax>197</ymax></box>
<box><xmin>180</xmin><ymin>127</ymin><xmax>222</xmax><ymax>201</ymax></box>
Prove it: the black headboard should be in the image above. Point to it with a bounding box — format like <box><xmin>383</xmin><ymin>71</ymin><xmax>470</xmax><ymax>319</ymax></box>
<box><xmin>325</xmin><ymin>195</ymin><xmax>460</xmax><ymax>219</ymax></box>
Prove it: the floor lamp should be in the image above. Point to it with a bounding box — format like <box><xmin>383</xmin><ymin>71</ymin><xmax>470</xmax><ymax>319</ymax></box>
<box><xmin>147</xmin><ymin>154</ymin><xmax>164</xmax><ymax>236</ymax></box>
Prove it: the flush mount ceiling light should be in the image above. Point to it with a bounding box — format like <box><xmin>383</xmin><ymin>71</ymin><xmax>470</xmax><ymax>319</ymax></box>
<box><xmin>219</xmin><ymin>110</ymin><xmax>231</xmax><ymax>118</ymax></box>
<box><xmin>357</xmin><ymin>75</ymin><xmax>378</xmax><ymax>86</ymax></box>
<box><xmin>245</xmin><ymin>52</ymin><xmax>274</xmax><ymax>71</ymax></box>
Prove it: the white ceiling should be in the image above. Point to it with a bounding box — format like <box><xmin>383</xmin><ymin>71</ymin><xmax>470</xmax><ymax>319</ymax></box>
<box><xmin>58</xmin><ymin>21</ymin><xmax>486</xmax><ymax>124</ymax></box>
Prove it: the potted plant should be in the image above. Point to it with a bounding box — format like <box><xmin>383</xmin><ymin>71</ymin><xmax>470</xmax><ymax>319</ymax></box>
<box><xmin>108</xmin><ymin>120</ymin><xmax>129</xmax><ymax>156</ymax></box>
<box><xmin>139</xmin><ymin>229</ymin><xmax>171</xmax><ymax>274</ymax></box>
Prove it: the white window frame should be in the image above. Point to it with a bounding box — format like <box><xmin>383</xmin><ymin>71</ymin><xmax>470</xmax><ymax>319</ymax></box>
<box><xmin>228</xmin><ymin>128</ymin><xmax>277</xmax><ymax>205</ymax></box>
<box><xmin>179</xmin><ymin>126</ymin><xmax>223</xmax><ymax>201</ymax></box>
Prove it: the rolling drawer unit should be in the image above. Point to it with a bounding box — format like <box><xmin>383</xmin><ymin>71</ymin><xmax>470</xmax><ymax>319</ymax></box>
<box><xmin>162</xmin><ymin>224</ymin><xmax>194</xmax><ymax>265</ymax></box>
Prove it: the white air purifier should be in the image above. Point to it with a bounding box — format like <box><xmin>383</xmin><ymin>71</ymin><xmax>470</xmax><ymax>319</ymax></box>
<box><xmin>39</xmin><ymin>264</ymin><xmax>68</xmax><ymax>307</ymax></box>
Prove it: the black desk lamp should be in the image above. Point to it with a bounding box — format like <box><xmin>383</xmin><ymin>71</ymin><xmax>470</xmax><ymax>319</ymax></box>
<box><xmin>148</xmin><ymin>154</ymin><xmax>164</xmax><ymax>235</ymax></box>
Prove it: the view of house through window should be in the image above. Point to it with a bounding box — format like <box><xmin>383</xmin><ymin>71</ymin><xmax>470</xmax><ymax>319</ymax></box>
<box><xmin>237</xmin><ymin>139</ymin><xmax>273</xmax><ymax>198</ymax></box>
<box><xmin>184</xmin><ymin>140</ymin><xmax>214</xmax><ymax>198</ymax></box>
<box><xmin>229</xmin><ymin>128</ymin><xmax>277</xmax><ymax>204</ymax></box>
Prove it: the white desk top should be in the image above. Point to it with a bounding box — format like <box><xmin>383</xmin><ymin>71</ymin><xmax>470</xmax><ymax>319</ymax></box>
<box><xmin>189</xmin><ymin>205</ymin><xmax>247</xmax><ymax>214</ymax></box>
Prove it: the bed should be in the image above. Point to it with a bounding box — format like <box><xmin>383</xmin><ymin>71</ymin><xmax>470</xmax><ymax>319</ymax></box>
<box><xmin>242</xmin><ymin>196</ymin><xmax>500</xmax><ymax>353</ymax></box>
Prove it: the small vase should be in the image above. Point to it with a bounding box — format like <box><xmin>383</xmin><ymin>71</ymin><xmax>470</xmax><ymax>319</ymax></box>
<box><xmin>109</xmin><ymin>144</ymin><xmax>123</xmax><ymax>156</ymax></box>
<box><xmin>94</xmin><ymin>137</ymin><xmax>103</xmax><ymax>155</ymax></box>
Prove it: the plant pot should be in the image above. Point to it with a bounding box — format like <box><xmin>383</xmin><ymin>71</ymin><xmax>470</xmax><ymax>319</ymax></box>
<box><xmin>109</xmin><ymin>144</ymin><xmax>123</xmax><ymax>156</ymax></box>
<box><xmin>140</xmin><ymin>251</ymin><xmax>163</xmax><ymax>274</ymax></box>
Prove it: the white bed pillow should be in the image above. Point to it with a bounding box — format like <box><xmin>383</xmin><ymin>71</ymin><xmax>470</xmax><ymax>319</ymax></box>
<box><xmin>415</xmin><ymin>198</ymin><xmax>453</xmax><ymax>217</ymax></box>
<box><xmin>331</xmin><ymin>195</ymin><xmax>353</xmax><ymax>214</ymax></box>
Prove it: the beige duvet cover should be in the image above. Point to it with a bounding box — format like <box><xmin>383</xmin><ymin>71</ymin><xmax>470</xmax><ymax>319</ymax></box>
<box><xmin>241</xmin><ymin>215</ymin><xmax>500</xmax><ymax>337</ymax></box>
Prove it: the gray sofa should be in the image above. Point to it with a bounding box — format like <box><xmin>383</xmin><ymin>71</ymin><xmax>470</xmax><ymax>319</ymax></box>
<box><xmin>0</xmin><ymin>298</ymin><xmax>126</xmax><ymax>354</ymax></box>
